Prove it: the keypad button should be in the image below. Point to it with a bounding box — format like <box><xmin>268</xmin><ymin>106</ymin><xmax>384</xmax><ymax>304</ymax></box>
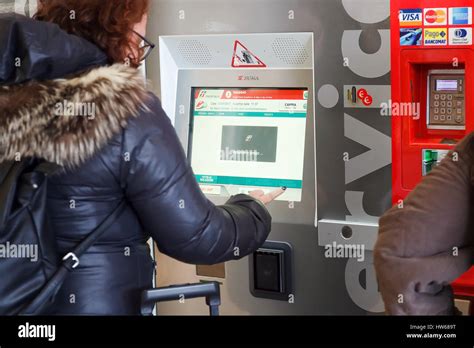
<box><xmin>447</xmin><ymin>108</ymin><xmax>452</xmax><ymax>114</ymax></box>
<box><xmin>447</xmin><ymin>101</ymin><xmax>453</xmax><ymax>107</ymax></box>
<box><xmin>440</xmin><ymin>115</ymin><xmax>446</xmax><ymax>121</ymax></box>
<box><xmin>440</xmin><ymin>108</ymin><xmax>446</xmax><ymax>114</ymax></box>
<box><xmin>441</xmin><ymin>94</ymin><xmax>447</xmax><ymax>100</ymax></box>
<box><xmin>447</xmin><ymin>115</ymin><xmax>453</xmax><ymax>121</ymax></box>
<box><xmin>456</xmin><ymin>101</ymin><xmax>463</xmax><ymax>107</ymax></box>
<box><xmin>456</xmin><ymin>116</ymin><xmax>463</xmax><ymax>123</ymax></box>
<box><xmin>434</xmin><ymin>108</ymin><xmax>439</xmax><ymax>114</ymax></box>
<box><xmin>457</xmin><ymin>108</ymin><xmax>463</xmax><ymax>114</ymax></box>
<box><xmin>447</xmin><ymin>95</ymin><xmax>453</xmax><ymax>101</ymax></box>
<box><xmin>434</xmin><ymin>115</ymin><xmax>439</xmax><ymax>121</ymax></box>
<box><xmin>441</xmin><ymin>101</ymin><xmax>446</xmax><ymax>107</ymax></box>
<box><xmin>434</xmin><ymin>94</ymin><xmax>440</xmax><ymax>100</ymax></box>
<box><xmin>434</xmin><ymin>101</ymin><xmax>440</xmax><ymax>107</ymax></box>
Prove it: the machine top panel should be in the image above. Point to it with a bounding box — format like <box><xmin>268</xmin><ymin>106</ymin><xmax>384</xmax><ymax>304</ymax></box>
<box><xmin>159</xmin><ymin>32</ymin><xmax>314</xmax><ymax>69</ymax></box>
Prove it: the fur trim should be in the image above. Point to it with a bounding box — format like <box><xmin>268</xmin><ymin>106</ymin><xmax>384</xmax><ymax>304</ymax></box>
<box><xmin>0</xmin><ymin>64</ymin><xmax>149</xmax><ymax>169</ymax></box>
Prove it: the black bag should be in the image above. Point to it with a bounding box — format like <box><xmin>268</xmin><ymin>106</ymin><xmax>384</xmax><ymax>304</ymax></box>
<box><xmin>0</xmin><ymin>158</ymin><xmax>125</xmax><ymax>315</ymax></box>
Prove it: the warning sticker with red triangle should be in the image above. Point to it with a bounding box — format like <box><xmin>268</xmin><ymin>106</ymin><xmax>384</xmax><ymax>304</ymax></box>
<box><xmin>231</xmin><ymin>40</ymin><xmax>267</xmax><ymax>68</ymax></box>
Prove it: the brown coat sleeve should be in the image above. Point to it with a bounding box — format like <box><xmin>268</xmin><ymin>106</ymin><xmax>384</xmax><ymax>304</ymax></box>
<box><xmin>374</xmin><ymin>133</ymin><xmax>474</xmax><ymax>315</ymax></box>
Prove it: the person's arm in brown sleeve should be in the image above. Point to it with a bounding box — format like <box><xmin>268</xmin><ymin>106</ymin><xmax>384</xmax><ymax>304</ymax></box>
<box><xmin>374</xmin><ymin>133</ymin><xmax>474</xmax><ymax>315</ymax></box>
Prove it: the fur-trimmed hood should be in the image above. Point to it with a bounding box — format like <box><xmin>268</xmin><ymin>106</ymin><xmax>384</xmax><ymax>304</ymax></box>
<box><xmin>0</xmin><ymin>14</ymin><xmax>149</xmax><ymax>169</ymax></box>
<box><xmin>0</xmin><ymin>64</ymin><xmax>149</xmax><ymax>169</ymax></box>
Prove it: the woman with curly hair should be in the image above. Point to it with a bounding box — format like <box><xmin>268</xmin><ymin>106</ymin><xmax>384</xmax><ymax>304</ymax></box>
<box><xmin>0</xmin><ymin>0</ymin><xmax>282</xmax><ymax>315</ymax></box>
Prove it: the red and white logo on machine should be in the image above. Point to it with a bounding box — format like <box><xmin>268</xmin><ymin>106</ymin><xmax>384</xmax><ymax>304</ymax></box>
<box><xmin>231</xmin><ymin>40</ymin><xmax>267</xmax><ymax>68</ymax></box>
<box><xmin>424</xmin><ymin>8</ymin><xmax>448</xmax><ymax>26</ymax></box>
<box><xmin>358</xmin><ymin>88</ymin><xmax>373</xmax><ymax>106</ymax></box>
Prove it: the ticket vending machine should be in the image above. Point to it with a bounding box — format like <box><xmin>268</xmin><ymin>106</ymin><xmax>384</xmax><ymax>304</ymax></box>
<box><xmin>391</xmin><ymin>0</ymin><xmax>474</xmax><ymax>314</ymax></box>
<box><xmin>157</xmin><ymin>33</ymin><xmax>316</xmax><ymax>314</ymax></box>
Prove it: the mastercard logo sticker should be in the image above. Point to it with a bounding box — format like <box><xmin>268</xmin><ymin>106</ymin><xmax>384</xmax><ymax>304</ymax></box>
<box><xmin>424</xmin><ymin>8</ymin><xmax>447</xmax><ymax>25</ymax></box>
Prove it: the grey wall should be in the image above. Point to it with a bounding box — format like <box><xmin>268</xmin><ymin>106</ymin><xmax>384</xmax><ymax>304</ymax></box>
<box><xmin>0</xmin><ymin>0</ymin><xmax>36</xmax><ymax>16</ymax></box>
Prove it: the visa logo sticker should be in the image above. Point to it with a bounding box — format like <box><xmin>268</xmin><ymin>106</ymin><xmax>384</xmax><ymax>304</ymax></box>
<box><xmin>424</xmin><ymin>8</ymin><xmax>447</xmax><ymax>26</ymax></box>
<box><xmin>399</xmin><ymin>9</ymin><xmax>422</xmax><ymax>27</ymax></box>
<box><xmin>449</xmin><ymin>28</ymin><xmax>472</xmax><ymax>46</ymax></box>
<box><xmin>424</xmin><ymin>28</ymin><xmax>448</xmax><ymax>46</ymax></box>
<box><xmin>449</xmin><ymin>7</ymin><xmax>472</xmax><ymax>25</ymax></box>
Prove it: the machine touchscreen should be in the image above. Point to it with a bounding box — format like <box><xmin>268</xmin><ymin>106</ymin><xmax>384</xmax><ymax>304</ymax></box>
<box><xmin>189</xmin><ymin>88</ymin><xmax>308</xmax><ymax>202</ymax></box>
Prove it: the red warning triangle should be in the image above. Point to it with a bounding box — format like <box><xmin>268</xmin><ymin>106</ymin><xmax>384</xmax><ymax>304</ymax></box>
<box><xmin>231</xmin><ymin>40</ymin><xmax>267</xmax><ymax>68</ymax></box>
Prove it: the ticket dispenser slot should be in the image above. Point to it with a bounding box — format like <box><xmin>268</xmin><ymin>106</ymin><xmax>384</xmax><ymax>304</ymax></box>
<box><xmin>427</xmin><ymin>70</ymin><xmax>466</xmax><ymax>130</ymax></box>
<box><xmin>422</xmin><ymin>149</ymin><xmax>449</xmax><ymax>176</ymax></box>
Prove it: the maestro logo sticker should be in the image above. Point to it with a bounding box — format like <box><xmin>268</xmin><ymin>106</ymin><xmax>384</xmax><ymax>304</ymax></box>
<box><xmin>424</xmin><ymin>8</ymin><xmax>447</xmax><ymax>26</ymax></box>
<box><xmin>424</xmin><ymin>28</ymin><xmax>448</xmax><ymax>46</ymax></box>
<box><xmin>449</xmin><ymin>7</ymin><xmax>472</xmax><ymax>25</ymax></box>
<box><xmin>399</xmin><ymin>9</ymin><xmax>423</xmax><ymax>27</ymax></box>
<box><xmin>449</xmin><ymin>28</ymin><xmax>473</xmax><ymax>45</ymax></box>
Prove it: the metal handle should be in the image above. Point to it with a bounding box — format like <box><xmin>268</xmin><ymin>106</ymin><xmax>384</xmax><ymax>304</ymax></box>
<box><xmin>141</xmin><ymin>282</ymin><xmax>221</xmax><ymax>316</ymax></box>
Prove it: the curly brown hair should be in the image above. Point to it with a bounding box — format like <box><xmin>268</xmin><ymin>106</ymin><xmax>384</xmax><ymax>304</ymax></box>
<box><xmin>35</xmin><ymin>0</ymin><xmax>150</xmax><ymax>68</ymax></box>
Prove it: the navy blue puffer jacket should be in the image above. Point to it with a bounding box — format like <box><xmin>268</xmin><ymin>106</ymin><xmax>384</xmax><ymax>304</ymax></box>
<box><xmin>0</xmin><ymin>14</ymin><xmax>272</xmax><ymax>315</ymax></box>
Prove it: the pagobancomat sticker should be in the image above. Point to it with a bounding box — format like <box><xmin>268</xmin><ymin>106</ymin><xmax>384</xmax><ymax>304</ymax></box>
<box><xmin>423</xmin><ymin>28</ymin><xmax>448</xmax><ymax>46</ymax></box>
